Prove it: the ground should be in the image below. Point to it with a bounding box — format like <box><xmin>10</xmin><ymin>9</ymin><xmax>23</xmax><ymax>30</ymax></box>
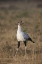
<box><xmin>0</xmin><ymin>1</ymin><xmax>42</xmax><ymax>64</ymax></box>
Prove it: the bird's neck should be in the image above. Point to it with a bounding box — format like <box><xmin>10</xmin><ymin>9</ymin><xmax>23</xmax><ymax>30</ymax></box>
<box><xmin>18</xmin><ymin>25</ymin><xmax>22</xmax><ymax>31</ymax></box>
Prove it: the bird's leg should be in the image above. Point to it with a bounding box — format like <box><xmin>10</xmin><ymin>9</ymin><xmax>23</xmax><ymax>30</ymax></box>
<box><xmin>15</xmin><ymin>41</ymin><xmax>20</xmax><ymax>56</ymax></box>
<box><xmin>24</xmin><ymin>41</ymin><xmax>27</xmax><ymax>56</ymax></box>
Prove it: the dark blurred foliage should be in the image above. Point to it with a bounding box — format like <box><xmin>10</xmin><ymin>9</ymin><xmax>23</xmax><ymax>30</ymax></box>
<box><xmin>0</xmin><ymin>0</ymin><xmax>42</xmax><ymax>2</ymax></box>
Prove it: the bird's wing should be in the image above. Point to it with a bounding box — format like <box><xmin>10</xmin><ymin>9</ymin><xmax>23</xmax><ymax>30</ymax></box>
<box><xmin>22</xmin><ymin>32</ymin><xmax>30</xmax><ymax>40</ymax></box>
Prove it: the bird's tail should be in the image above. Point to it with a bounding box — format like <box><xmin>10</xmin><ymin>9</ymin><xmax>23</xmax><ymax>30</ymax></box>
<box><xmin>28</xmin><ymin>38</ymin><xmax>35</xmax><ymax>43</ymax></box>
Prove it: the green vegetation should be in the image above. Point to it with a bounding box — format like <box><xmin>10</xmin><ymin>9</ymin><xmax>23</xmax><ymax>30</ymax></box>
<box><xmin>35</xmin><ymin>24</ymin><xmax>39</xmax><ymax>30</ymax></box>
<box><xmin>0</xmin><ymin>13</ymin><xmax>5</xmax><ymax>20</ymax></box>
<box><xmin>40</xmin><ymin>12</ymin><xmax>42</xmax><ymax>17</ymax></box>
<box><xmin>12</xmin><ymin>10</ymin><xmax>16</xmax><ymax>14</ymax></box>
<box><xmin>15</xmin><ymin>11</ymin><xmax>29</xmax><ymax>18</ymax></box>
<box><xmin>4</xmin><ymin>9</ymin><xmax>9</xmax><ymax>15</ymax></box>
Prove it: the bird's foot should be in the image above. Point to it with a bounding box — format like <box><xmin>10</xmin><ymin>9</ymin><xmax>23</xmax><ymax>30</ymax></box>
<box><xmin>14</xmin><ymin>48</ymin><xmax>19</xmax><ymax>56</ymax></box>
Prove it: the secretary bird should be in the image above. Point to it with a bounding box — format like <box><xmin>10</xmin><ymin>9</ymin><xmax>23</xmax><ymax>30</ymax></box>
<box><xmin>16</xmin><ymin>21</ymin><xmax>35</xmax><ymax>56</ymax></box>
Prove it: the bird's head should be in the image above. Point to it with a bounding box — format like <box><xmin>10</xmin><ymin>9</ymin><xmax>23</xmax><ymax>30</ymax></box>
<box><xmin>18</xmin><ymin>21</ymin><xmax>22</xmax><ymax>26</ymax></box>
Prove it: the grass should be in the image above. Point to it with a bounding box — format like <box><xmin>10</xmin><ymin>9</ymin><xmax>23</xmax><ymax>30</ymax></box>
<box><xmin>11</xmin><ymin>10</ymin><xmax>16</xmax><ymax>14</ymax></box>
<box><xmin>0</xmin><ymin>13</ymin><xmax>5</xmax><ymax>20</ymax></box>
<box><xmin>2</xmin><ymin>41</ymin><xmax>11</xmax><ymax>52</ymax></box>
<box><xmin>4</xmin><ymin>9</ymin><xmax>9</xmax><ymax>15</ymax></box>
<box><xmin>11</xmin><ymin>15</ymin><xmax>15</xmax><ymax>20</ymax></box>
<box><xmin>40</xmin><ymin>12</ymin><xmax>42</xmax><ymax>17</ymax></box>
<box><xmin>23</xmin><ymin>27</ymin><xmax>27</xmax><ymax>32</ymax></box>
<box><xmin>0</xmin><ymin>23</ymin><xmax>2</xmax><ymax>26</ymax></box>
<box><xmin>0</xmin><ymin>1</ymin><xmax>42</xmax><ymax>64</ymax></box>
<box><xmin>15</xmin><ymin>11</ymin><xmax>29</xmax><ymax>18</ymax></box>
<box><xmin>9</xmin><ymin>5</ymin><xmax>18</xmax><ymax>10</ymax></box>
<box><xmin>35</xmin><ymin>24</ymin><xmax>39</xmax><ymax>30</ymax></box>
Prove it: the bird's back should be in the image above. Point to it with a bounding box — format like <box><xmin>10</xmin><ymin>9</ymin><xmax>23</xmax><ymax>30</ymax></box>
<box><xmin>23</xmin><ymin>32</ymin><xmax>30</xmax><ymax>40</ymax></box>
